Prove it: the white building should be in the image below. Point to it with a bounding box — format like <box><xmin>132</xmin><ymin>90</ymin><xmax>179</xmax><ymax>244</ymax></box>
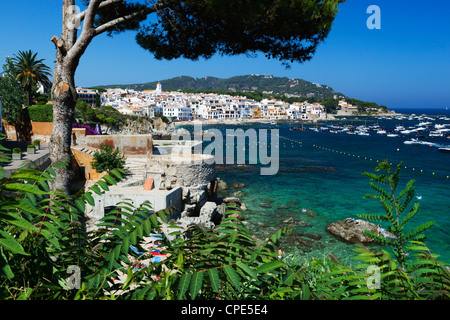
<box><xmin>163</xmin><ymin>106</ymin><xmax>192</xmax><ymax>121</ymax></box>
<box><xmin>76</xmin><ymin>87</ymin><xmax>98</xmax><ymax>107</ymax></box>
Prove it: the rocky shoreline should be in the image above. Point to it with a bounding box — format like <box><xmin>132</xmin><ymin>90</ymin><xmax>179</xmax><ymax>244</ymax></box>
<box><xmin>171</xmin><ymin>174</ymin><xmax>396</xmax><ymax>253</ymax></box>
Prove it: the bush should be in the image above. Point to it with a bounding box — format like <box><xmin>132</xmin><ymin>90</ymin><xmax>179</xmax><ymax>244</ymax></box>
<box><xmin>12</xmin><ymin>148</ymin><xmax>22</xmax><ymax>154</ymax></box>
<box><xmin>91</xmin><ymin>143</ymin><xmax>126</xmax><ymax>173</ymax></box>
<box><xmin>28</xmin><ymin>104</ymin><xmax>53</xmax><ymax>122</ymax></box>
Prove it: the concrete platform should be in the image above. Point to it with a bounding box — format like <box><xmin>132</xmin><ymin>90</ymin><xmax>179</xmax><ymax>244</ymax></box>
<box><xmin>85</xmin><ymin>184</ymin><xmax>182</xmax><ymax>231</ymax></box>
<box><xmin>1</xmin><ymin>139</ymin><xmax>51</xmax><ymax>178</ymax></box>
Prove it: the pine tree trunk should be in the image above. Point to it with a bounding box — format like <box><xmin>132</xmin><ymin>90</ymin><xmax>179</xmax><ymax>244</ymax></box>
<box><xmin>50</xmin><ymin>57</ymin><xmax>77</xmax><ymax>195</ymax></box>
<box><xmin>49</xmin><ymin>1</ymin><xmax>86</xmax><ymax>195</ymax></box>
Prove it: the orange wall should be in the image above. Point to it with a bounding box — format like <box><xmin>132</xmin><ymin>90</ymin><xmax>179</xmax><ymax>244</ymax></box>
<box><xmin>3</xmin><ymin>121</ymin><xmax>83</xmax><ymax>144</ymax></box>
<box><xmin>71</xmin><ymin>147</ymin><xmax>106</xmax><ymax>181</ymax></box>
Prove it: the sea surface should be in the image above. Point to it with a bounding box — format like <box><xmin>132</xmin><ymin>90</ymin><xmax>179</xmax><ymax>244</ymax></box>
<box><xmin>180</xmin><ymin>107</ymin><xmax>450</xmax><ymax>266</ymax></box>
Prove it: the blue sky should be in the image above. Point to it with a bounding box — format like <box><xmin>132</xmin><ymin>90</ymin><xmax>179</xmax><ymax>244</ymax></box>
<box><xmin>0</xmin><ymin>0</ymin><xmax>449</xmax><ymax>109</ymax></box>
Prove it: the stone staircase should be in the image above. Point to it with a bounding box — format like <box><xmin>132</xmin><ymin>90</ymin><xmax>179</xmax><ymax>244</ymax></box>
<box><xmin>122</xmin><ymin>157</ymin><xmax>148</xmax><ymax>185</ymax></box>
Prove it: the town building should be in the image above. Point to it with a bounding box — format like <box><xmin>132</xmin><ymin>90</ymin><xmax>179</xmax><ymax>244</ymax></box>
<box><xmin>76</xmin><ymin>87</ymin><xmax>98</xmax><ymax>107</ymax></box>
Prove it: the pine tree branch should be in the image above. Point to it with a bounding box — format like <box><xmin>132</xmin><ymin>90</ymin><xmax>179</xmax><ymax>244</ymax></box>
<box><xmin>93</xmin><ymin>0</ymin><xmax>170</xmax><ymax>36</ymax></box>
<box><xmin>77</xmin><ymin>0</ymin><xmax>123</xmax><ymax>23</ymax></box>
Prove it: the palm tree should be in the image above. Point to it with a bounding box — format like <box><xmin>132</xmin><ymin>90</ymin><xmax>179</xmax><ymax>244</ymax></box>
<box><xmin>10</xmin><ymin>50</ymin><xmax>52</xmax><ymax>107</ymax></box>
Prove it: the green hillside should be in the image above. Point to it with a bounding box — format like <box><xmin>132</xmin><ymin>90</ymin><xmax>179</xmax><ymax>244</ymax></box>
<box><xmin>96</xmin><ymin>74</ymin><xmax>346</xmax><ymax>99</ymax></box>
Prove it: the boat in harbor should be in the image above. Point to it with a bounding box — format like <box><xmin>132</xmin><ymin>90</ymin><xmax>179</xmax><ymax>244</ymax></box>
<box><xmin>438</xmin><ymin>147</ymin><xmax>450</xmax><ymax>153</ymax></box>
<box><xmin>404</xmin><ymin>138</ymin><xmax>421</xmax><ymax>145</ymax></box>
<box><xmin>387</xmin><ymin>133</ymin><xmax>399</xmax><ymax>137</ymax></box>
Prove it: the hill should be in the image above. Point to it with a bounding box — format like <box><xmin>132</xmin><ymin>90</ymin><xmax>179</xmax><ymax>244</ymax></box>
<box><xmin>96</xmin><ymin>74</ymin><xmax>346</xmax><ymax>99</ymax></box>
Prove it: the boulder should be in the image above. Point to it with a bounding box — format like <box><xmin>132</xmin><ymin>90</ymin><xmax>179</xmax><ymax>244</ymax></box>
<box><xmin>216</xmin><ymin>178</ymin><xmax>228</xmax><ymax>190</ymax></box>
<box><xmin>199</xmin><ymin>201</ymin><xmax>222</xmax><ymax>225</ymax></box>
<box><xmin>232</xmin><ymin>183</ymin><xmax>246</xmax><ymax>188</ymax></box>
<box><xmin>222</xmin><ymin>197</ymin><xmax>241</xmax><ymax>206</ymax></box>
<box><xmin>326</xmin><ymin>218</ymin><xmax>378</xmax><ymax>244</ymax></box>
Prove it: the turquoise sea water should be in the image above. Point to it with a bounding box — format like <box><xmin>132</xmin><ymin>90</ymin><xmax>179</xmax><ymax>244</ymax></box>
<box><xmin>181</xmin><ymin>107</ymin><xmax>450</xmax><ymax>265</ymax></box>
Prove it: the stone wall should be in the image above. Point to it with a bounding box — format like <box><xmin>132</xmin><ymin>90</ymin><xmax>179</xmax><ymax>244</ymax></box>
<box><xmin>3</xmin><ymin>121</ymin><xmax>56</xmax><ymax>143</ymax></box>
<box><xmin>71</xmin><ymin>146</ymin><xmax>106</xmax><ymax>181</ymax></box>
<box><xmin>145</xmin><ymin>154</ymin><xmax>216</xmax><ymax>190</ymax></box>
<box><xmin>145</xmin><ymin>153</ymin><xmax>219</xmax><ymax>225</ymax></box>
<box><xmin>74</xmin><ymin>133</ymin><xmax>153</xmax><ymax>156</ymax></box>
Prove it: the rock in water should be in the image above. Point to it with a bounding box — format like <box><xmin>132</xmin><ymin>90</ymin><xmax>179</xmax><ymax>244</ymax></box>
<box><xmin>216</xmin><ymin>178</ymin><xmax>228</xmax><ymax>190</ymax></box>
<box><xmin>326</xmin><ymin>218</ymin><xmax>378</xmax><ymax>244</ymax></box>
<box><xmin>199</xmin><ymin>201</ymin><xmax>222</xmax><ymax>225</ymax></box>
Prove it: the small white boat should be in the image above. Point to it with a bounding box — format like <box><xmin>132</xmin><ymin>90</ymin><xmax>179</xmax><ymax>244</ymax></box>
<box><xmin>387</xmin><ymin>134</ymin><xmax>399</xmax><ymax>137</ymax></box>
<box><xmin>377</xmin><ymin>130</ymin><xmax>386</xmax><ymax>134</ymax></box>
<box><xmin>357</xmin><ymin>132</ymin><xmax>370</xmax><ymax>136</ymax></box>
<box><xmin>438</xmin><ymin>147</ymin><xmax>450</xmax><ymax>153</ymax></box>
<box><xmin>404</xmin><ymin>139</ymin><xmax>420</xmax><ymax>145</ymax></box>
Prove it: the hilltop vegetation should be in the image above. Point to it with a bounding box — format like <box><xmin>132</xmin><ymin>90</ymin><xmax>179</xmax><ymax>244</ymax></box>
<box><xmin>97</xmin><ymin>74</ymin><xmax>346</xmax><ymax>99</ymax></box>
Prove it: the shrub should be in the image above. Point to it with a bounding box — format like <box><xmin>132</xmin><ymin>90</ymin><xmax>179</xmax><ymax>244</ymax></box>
<box><xmin>28</xmin><ymin>104</ymin><xmax>53</xmax><ymax>122</ymax></box>
<box><xmin>358</xmin><ymin>160</ymin><xmax>435</xmax><ymax>266</ymax></box>
<box><xmin>91</xmin><ymin>143</ymin><xmax>126</xmax><ymax>173</ymax></box>
<box><xmin>12</xmin><ymin>148</ymin><xmax>22</xmax><ymax>154</ymax></box>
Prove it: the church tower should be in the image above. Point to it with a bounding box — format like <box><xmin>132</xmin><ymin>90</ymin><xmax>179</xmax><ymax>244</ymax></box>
<box><xmin>155</xmin><ymin>81</ymin><xmax>162</xmax><ymax>94</ymax></box>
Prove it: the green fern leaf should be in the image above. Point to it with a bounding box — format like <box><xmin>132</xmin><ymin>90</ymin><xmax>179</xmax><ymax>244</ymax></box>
<box><xmin>0</xmin><ymin>230</ymin><xmax>28</xmax><ymax>255</ymax></box>
<box><xmin>237</xmin><ymin>261</ymin><xmax>258</xmax><ymax>279</ymax></box>
<box><xmin>256</xmin><ymin>260</ymin><xmax>284</xmax><ymax>274</ymax></box>
<box><xmin>207</xmin><ymin>268</ymin><xmax>220</xmax><ymax>293</ymax></box>
<box><xmin>177</xmin><ymin>272</ymin><xmax>192</xmax><ymax>299</ymax></box>
<box><xmin>189</xmin><ymin>271</ymin><xmax>204</xmax><ymax>299</ymax></box>
<box><xmin>223</xmin><ymin>265</ymin><xmax>240</xmax><ymax>290</ymax></box>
